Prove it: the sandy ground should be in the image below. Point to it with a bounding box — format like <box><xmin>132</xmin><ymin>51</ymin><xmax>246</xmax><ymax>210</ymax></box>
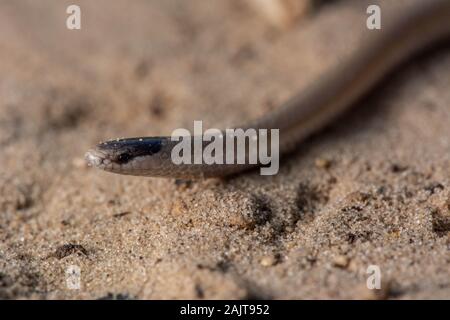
<box><xmin>0</xmin><ymin>0</ymin><xmax>449</xmax><ymax>299</ymax></box>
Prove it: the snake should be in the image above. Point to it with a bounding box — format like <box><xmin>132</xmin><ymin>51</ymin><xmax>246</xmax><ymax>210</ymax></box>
<box><xmin>85</xmin><ymin>0</ymin><xmax>450</xmax><ymax>179</ymax></box>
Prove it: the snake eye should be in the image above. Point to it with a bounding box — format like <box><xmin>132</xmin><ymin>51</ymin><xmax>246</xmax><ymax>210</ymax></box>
<box><xmin>116</xmin><ymin>152</ymin><xmax>132</xmax><ymax>164</ymax></box>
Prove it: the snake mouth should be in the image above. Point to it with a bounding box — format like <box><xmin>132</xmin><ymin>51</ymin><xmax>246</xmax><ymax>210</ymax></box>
<box><xmin>85</xmin><ymin>148</ymin><xmax>112</xmax><ymax>169</ymax></box>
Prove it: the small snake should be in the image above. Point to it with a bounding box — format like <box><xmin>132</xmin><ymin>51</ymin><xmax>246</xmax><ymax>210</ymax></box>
<box><xmin>85</xmin><ymin>0</ymin><xmax>450</xmax><ymax>179</ymax></box>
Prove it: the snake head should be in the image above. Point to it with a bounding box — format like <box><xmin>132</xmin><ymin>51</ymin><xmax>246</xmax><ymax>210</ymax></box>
<box><xmin>85</xmin><ymin>137</ymin><xmax>165</xmax><ymax>174</ymax></box>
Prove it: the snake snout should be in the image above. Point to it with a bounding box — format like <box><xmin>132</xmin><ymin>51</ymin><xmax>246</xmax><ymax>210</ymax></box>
<box><xmin>85</xmin><ymin>148</ymin><xmax>110</xmax><ymax>168</ymax></box>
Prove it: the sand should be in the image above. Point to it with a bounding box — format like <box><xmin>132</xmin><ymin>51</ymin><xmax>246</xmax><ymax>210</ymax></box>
<box><xmin>0</xmin><ymin>0</ymin><xmax>449</xmax><ymax>299</ymax></box>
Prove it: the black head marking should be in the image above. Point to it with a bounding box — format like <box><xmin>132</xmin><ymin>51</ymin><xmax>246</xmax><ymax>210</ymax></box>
<box><xmin>116</xmin><ymin>152</ymin><xmax>132</xmax><ymax>164</ymax></box>
<box><xmin>98</xmin><ymin>138</ymin><xmax>163</xmax><ymax>165</ymax></box>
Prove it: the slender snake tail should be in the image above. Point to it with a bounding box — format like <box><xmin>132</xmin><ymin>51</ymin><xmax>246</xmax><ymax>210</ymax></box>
<box><xmin>85</xmin><ymin>0</ymin><xmax>450</xmax><ymax>179</ymax></box>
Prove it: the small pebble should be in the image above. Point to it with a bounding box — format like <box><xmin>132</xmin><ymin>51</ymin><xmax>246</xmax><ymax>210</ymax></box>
<box><xmin>333</xmin><ymin>255</ymin><xmax>349</xmax><ymax>268</ymax></box>
<box><xmin>249</xmin><ymin>0</ymin><xmax>312</xmax><ymax>29</ymax></box>
<box><xmin>315</xmin><ymin>157</ymin><xmax>331</xmax><ymax>169</ymax></box>
<box><xmin>260</xmin><ymin>254</ymin><xmax>277</xmax><ymax>267</ymax></box>
<box><xmin>171</xmin><ymin>199</ymin><xmax>188</xmax><ymax>216</ymax></box>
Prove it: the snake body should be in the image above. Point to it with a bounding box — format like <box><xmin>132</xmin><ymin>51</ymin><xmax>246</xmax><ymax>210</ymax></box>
<box><xmin>85</xmin><ymin>0</ymin><xmax>450</xmax><ymax>178</ymax></box>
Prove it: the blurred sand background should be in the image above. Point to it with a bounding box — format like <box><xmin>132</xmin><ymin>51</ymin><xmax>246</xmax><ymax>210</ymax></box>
<box><xmin>0</xmin><ymin>0</ymin><xmax>449</xmax><ymax>299</ymax></box>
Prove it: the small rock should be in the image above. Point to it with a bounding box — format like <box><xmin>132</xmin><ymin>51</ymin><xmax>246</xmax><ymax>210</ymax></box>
<box><xmin>390</xmin><ymin>163</ymin><xmax>408</xmax><ymax>173</ymax></box>
<box><xmin>333</xmin><ymin>255</ymin><xmax>349</xmax><ymax>268</ymax></box>
<box><xmin>171</xmin><ymin>199</ymin><xmax>188</xmax><ymax>216</ymax></box>
<box><xmin>260</xmin><ymin>254</ymin><xmax>277</xmax><ymax>267</ymax></box>
<box><xmin>249</xmin><ymin>0</ymin><xmax>312</xmax><ymax>29</ymax></box>
<box><xmin>53</xmin><ymin>243</ymin><xmax>88</xmax><ymax>259</ymax></box>
<box><xmin>345</xmin><ymin>191</ymin><xmax>371</xmax><ymax>203</ymax></box>
<box><xmin>315</xmin><ymin>157</ymin><xmax>331</xmax><ymax>169</ymax></box>
<box><xmin>174</xmin><ymin>179</ymin><xmax>193</xmax><ymax>191</ymax></box>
